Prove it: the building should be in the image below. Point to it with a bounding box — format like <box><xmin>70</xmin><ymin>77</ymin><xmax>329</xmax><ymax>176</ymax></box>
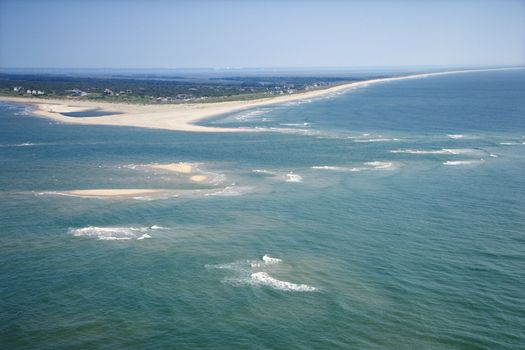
<box><xmin>103</xmin><ymin>88</ymin><xmax>114</xmax><ymax>96</ymax></box>
<box><xmin>70</xmin><ymin>89</ymin><xmax>83</xmax><ymax>97</ymax></box>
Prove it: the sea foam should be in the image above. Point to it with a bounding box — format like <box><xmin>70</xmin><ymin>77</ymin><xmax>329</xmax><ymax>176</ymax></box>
<box><xmin>262</xmin><ymin>254</ymin><xmax>282</xmax><ymax>264</ymax></box>
<box><xmin>250</xmin><ymin>272</ymin><xmax>317</xmax><ymax>292</ymax></box>
<box><xmin>312</xmin><ymin>161</ymin><xmax>396</xmax><ymax>172</ymax></box>
<box><xmin>443</xmin><ymin>159</ymin><xmax>485</xmax><ymax>166</ymax></box>
<box><xmin>353</xmin><ymin>138</ymin><xmax>401</xmax><ymax>143</ymax></box>
<box><xmin>251</xmin><ymin>254</ymin><xmax>283</xmax><ymax>268</ymax></box>
<box><xmin>69</xmin><ymin>226</ymin><xmax>157</xmax><ymax>240</ymax></box>
<box><xmin>364</xmin><ymin>161</ymin><xmax>395</xmax><ymax>169</ymax></box>
<box><xmin>208</xmin><ymin>255</ymin><xmax>317</xmax><ymax>292</ymax></box>
<box><xmin>389</xmin><ymin>148</ymin><xmax>480</xmax><ymax>155</ymax></box>
<box><xmin>447</xmin><ymin>134</ymin><xmax>466</xmax><ymax>139</ymax></box>
<box><xmin>285</xmin><ymin>173</ymin><xmax>303</xmax><ymax>183</ymax></box>
<box><xmin>234</xmin><ymin>110</ymin><xmax>267</xmax><ymax>121</ymax></box>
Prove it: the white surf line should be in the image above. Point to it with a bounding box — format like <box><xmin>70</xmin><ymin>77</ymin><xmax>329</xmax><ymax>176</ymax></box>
<box><xmin>1</xmin><ymin>67</ymin><xmax>521</xmax><ymax>133</ymax></box>
<box><xmin>192</xmin><ymin>67</ymin><xmax>524</xmax><ymax>122</ymax></box>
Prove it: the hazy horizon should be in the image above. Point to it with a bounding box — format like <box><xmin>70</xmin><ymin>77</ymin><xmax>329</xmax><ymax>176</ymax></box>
<box><xmin>1</xmin><ymin>0</ymin><xmax>524</xmax><ymax>69</ymax></box>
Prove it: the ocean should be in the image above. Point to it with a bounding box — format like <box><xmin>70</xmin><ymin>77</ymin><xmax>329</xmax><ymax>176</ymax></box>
<box><xmin>1</xmin><ymin>69</ymin><xmax>524</xmax><ymax>349</ymax></box>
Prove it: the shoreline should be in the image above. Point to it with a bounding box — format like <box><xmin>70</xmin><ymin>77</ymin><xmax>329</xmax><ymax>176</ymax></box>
<box><xmin>0</xmin><ymin>67</ymin><xmax>522</xmax><ymax>133</ymax></box>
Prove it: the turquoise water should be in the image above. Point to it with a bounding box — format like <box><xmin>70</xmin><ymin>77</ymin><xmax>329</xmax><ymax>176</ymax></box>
<box><xmin>1</xmin><ymin>70</ymin><xmax>524</xmax><ymax>349</ymax></box>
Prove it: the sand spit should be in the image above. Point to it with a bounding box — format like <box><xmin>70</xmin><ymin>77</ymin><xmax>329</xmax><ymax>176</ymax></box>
<box><xmin>1</xmin><ymin>67</ymin><xmax>521</xmax><ymax>133</ymax></box>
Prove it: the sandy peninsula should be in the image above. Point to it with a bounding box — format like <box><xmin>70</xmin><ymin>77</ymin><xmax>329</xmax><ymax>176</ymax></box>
<box><xmin>1</xmin><ymin>67</ymin><xmax>521</xmax><ymax>133</ymax></box>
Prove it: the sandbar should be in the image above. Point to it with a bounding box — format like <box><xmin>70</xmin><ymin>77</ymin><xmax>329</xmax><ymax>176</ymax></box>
<box><xmin>148</xmin><ymin>162</ymin><xmax>194</xmax><ymax>173</ymax></box>
<box><xmin>1</xmin><ymin>67</ymin><xmax>521</xmax><ymax>133</ymax></box>
<box><xmin>190</xmin><ymin>175</ymin><xmax>208</xmax><ymax>182</ymax></box>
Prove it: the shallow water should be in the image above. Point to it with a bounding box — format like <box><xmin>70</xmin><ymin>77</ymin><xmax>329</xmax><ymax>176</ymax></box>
<box><xmin>60</xmin><ymin>109</ymin><xmax>123</xmax><ymax>117</ymax></box>
<box><xmin>1</xmin><ymin>70</ymin><xmax>524</xmax><ymax>349</ymax></box>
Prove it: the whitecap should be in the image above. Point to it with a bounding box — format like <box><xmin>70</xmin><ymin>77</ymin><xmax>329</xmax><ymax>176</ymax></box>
<box><xmin>0</xmin><ymin>142</ymin><xmax>45</xmax><ymax>148</ymax></box>
<box><xmin>205</xmin><ymin>185</ymin><xmax>249</xmax><ymax>196</ymax></box>
<box><xmin>311</xmin><ymin>165</ymin><xmax>365</xmax><ymax>172</ymax></box>
<box><xmin>447</xmin><ymin>134</ymin><xmax>466</xmax><ymax>139</ymax></box>
<box><xmin>250</xmin><ymin>272</ymin><xmax>317</xmax><ymax>292</ymax></box>
<box><xmin>262</xmin><ymin>254</ymin><xmax>282</xmax><ymax>264</ymax></box>
<box><xmin>69</xmin><ymin>225</ymin><xmax>160</xmax><ymax>240</ymax></box>
<box><xmin>234</xmin><ymin>109</ymin><xmax>266</xmax><ymax>121</ymax></box>
<box><xmin>389</xmin><ymin>148</ymin><xmax>479</xmax><ymax>155</ymax></box>
<box><xmin>280</xmin><ymin>122</ymin><xmax>311</xmax><ymax>127</ymax></box>
<box><xmin>252</xmin><ymin>169</ymin><xmax>276</xmax><ymax>175</ymax></box>
<box><xmin>285</xmin><ymin>172</ymin><xmax>303</xmax><ymax>183</ymax></box>
<box><xmin>364</xmin><ymin>161</ymin><xmax>395</xmax><ymax>169</ymax></box>
<box><xmin>312</xmin><ymin>161</ymin><xmax>395</xmax><ymax>172</ymax></box>
<box><xmin>281</xmin><ymin>99</ymin><xmax>313</xmax><ymax>106</ymax></box>
<box><xmin>253</xmin><ymin>126</ymin><xmax>320</xmax><ymax>137</ymax></box>
<box><xmin>354</xmin><ymin>138</ymin><xmax>401</xmax><ymax>143</ymax></box>
<box><xmin>208</xmin><ymin>255</ymin><xmax>316</xmax><ymax>292</ymax></box>
<box><xmin>443</xmin><ymin>159</ymin><xmax>485</xmax><ymax>166</ymax></box>
<box><xmin>312</xmin><ymin>165</ymin><xmax>347</xmax><ymax>171</ymax></box>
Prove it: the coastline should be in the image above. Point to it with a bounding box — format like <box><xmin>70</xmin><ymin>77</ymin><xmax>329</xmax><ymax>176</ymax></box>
<box><xmin>0</xmin><ymin>67</ymin><xmax>521</xmax><ymax>133</ymax></box>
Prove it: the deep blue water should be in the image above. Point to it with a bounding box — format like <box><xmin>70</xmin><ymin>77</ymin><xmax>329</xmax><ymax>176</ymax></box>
<box><xmin>1</xmin><ymin>70</ymin><xmax>524</xmax><ymax>349</ymax></box>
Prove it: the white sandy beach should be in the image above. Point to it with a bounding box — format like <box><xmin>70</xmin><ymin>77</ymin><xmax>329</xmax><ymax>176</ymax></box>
<box><xmin>0</xmin><ymin>67</ymin><xmax>521</xmax><ymax>133</ymax></box>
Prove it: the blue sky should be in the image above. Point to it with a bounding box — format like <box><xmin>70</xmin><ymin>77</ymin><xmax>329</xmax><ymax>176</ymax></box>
<box><xmin>0</xmin><ymin>0</ymin><xmax>524</xmax><ymax>68</ymax></box>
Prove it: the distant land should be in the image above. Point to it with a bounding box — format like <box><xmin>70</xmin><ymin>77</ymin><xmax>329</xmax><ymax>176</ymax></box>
<box><xmin>0</xmin><ymin>69</ymin><xmax>358</xmax><ymax>104</ymax></box>
<box><xmin>2</xmin><ymin>66</ymin><xmax>517</xmax><ymax>105</ymax></box>
<box><xmin>1</xmin><ymin>67</ymin><xmax>521</xmax><ymax>133</ymax></box>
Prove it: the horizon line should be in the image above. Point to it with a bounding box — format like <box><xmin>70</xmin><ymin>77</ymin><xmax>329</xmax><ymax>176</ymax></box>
<box><xmin>1</xmin><ymin>64</ymin><xmax>524</xmax><ymax>71</ymax></box>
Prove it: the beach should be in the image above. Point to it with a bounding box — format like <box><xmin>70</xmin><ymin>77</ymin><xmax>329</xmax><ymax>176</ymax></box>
<box><xmin>2</xmin><ymin>68</ymin><xmax>525</xmax><ymax>349</ymax></box>
<box><xmin>0</xmin><ymin>68</ymin><xmax>520</xmax><ymax>133</ymax></box>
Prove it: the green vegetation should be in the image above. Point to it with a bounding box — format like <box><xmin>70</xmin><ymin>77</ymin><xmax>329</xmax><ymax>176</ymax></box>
<box><xmin>0</xmin><ymin>73</ymin><xmax>356</xmax><ymax>104</ymax></box>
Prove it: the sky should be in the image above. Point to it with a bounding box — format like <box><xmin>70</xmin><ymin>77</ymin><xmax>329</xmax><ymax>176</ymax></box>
<box><xmin>0</xmin><ymin>0</ymin><xmax>524</xmax><ymax>69</ymax></box>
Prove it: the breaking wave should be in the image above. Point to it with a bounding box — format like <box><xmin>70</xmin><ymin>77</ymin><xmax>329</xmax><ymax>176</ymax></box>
<box><xmin>69</xmin><ymin>225</ymin><xmax>161</xmax><ymax>240</ymax></box>
<box><xmin>447</xmin><ymin>134</ymin><xmax>467</xmax><ymax>139</ymax></box>
<box><xmin>389</xmin><ymin>148</ymin><xmax>481</xmax><ymax>155</ymax></box>
<box><xmin>443</xmin><ymin>159</ymin><xmax>485</xmax><ymax>166</ymax></box>
<box><xmin>207</xmin><ymin>254</ymin><xmax>317</xmax><ymax>292</ymax></box>
<box><xmin>285</xmin><ymin>172</ymin><xmax>303</xmax><ymax>183</ymax></box>
<box><xmin>0</xmin><ymin>142</ymin><xmax>55</xmax><ymax>148</ymax></box>
<box><xmin>280</xmin><ymin>122</ymin><xmax>311</xmax><ymax>127</ymax></box>
<box><xmin>234</xmin><ymin>109</ymin><xmax>267</xmax><ymax>121</ymax></box>
<box><xmin>353</xmin><ymin>138</ymin><xmax>401</xmax><ymax>143</ymax></box>
<box><xmin>252</xmin><ymin>169</ymin><xmax>276</xmax><ymax>175</ymax></box>
<box><xmin>312</xmin><ymin>161</ymin><xmax>396</xmax><ymax>172</ymax></box>
<box><xmin>204</xmin><ymin>185</ymin><xmax>251</xmax><ymax>196</ymax></box>
<box><xmin>249</xmin><ymin>272</ymin><xmax>317</xmax><ymax>292</ymax></box>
